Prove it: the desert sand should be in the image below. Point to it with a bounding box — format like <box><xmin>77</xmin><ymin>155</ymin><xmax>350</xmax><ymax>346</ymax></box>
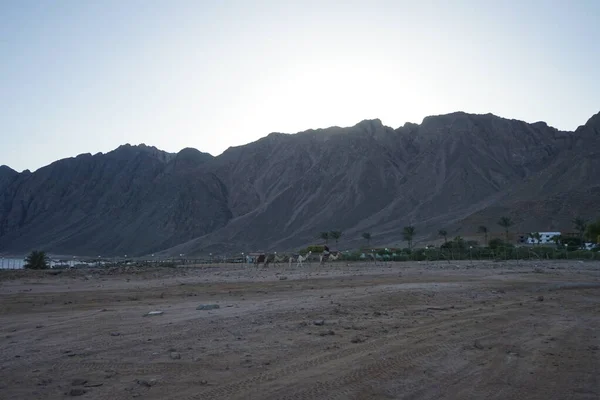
<box><xmin>1</xmin><ymin>260</ymin><xmax>598</xmax><ymax>399</ymax></box>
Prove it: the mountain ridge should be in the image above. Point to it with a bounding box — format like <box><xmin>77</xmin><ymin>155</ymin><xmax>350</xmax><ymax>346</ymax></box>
<box><xmin>1</xmin><ymin>111</ymin><xmax>599</xmax><ymax>256</ymax></box>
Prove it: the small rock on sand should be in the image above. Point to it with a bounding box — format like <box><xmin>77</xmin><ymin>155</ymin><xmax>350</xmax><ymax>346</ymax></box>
<box><xmin>144</xmin><ymin>311</ymin><xmax>164</xmax><ymax>316</ymax></box>
<box><xmin>136</xmin><ymin>379</ymin><xmax>157</xmax><ymax>387</ymax></box>
<box><xmin>197</xmin><ymin>304</ymin><xmax>220</xmax><ymax>310</ymax></box>
<box><xmin>71</xmin><ymin>378</ymin><xmax>88</xmax><ymax>386</ymax></box>
<box><xmin>319</xmin><ymin>330</ymin><xmax>335</xmax><ymax>336</ymax></box>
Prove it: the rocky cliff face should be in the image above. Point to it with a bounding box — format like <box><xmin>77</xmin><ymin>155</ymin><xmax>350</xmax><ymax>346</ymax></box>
<box><xmin>1</xmin><ymin>112</ymin><xmax>599</xmax><ymax>256</ymax></box>
<box><xmin>0</xmin><ymin>145</ymin><xmax>231</xmax><ymax>255</ymax></box>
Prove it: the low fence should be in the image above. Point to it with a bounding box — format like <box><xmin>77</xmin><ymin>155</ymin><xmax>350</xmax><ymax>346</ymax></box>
<box><xmin>343</xmin><ymin>247</ymin><xmax>600</xmax><ymax>262</ymax></box>
<box><xmin>3</xmin><ymin>246</ymin><xmax>599</xmax><ymax>271</ymax></box>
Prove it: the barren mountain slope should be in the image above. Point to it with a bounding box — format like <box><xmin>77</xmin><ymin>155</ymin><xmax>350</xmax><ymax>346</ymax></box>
<box><xmin>1</xmin><ymin>111</ymin><xmax>598</xmax><ymax>256</ymax></box>
<box><xmin>0</xmin><ymin>145</ymin><xmax>231</xmax><ymax>255</ymax></box>
<box><xmin>165</xmin><ymin>113</ymin><xmax>575</xmax><ymax>255</ymax></box>
<box><xmin>456</xmin><ymin>112</ymin><xmax>600</xmax><ymax>236</ymax></box>
<box><xmin>0</xmin><ymin>165</ymin><xmax>18</xmax><ymax>194</ymax></box>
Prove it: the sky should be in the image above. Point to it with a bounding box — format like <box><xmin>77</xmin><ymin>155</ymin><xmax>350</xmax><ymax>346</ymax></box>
<box><xmin>1</xmin><ymin>0</ymin><xmax>599</xmax><ymax>172</ymax></box>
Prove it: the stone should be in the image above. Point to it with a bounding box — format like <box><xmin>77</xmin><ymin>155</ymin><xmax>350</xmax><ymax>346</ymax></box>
<box><xmin>319</xmin><ymin>330</ymin><xmax>335</xmax><ymax>336</ymax></box>
<box><xmin>196</xmin><ymin>304</ymin><xmax>220</xmax><ymax>310</ymax></box>
<box><xmin>313</xmin><ymin>320</ymin><xmax>325</xmax><ymax>326</ymax></box>
<box><xmin>69</xmin><ymin>388</ymin><xmax>86</xmax><ymax>396</ymax></box>
<box><xmin>136</xmin><ymin>379</ymin><xmax>157</xmax><ymax>387</ymax></box>
<box><xmin>170</xmin><ymin>352</ymin><xmax>181</xmax><ymax>360</ymax></box>
<box><xmin>84</xmin><ymin>383</ymin><xmax>103</xmax><ymax>388</ymax></box>
<box><xmin>144</xmin><ymin>311</ymin><xmax>164</xmax><ymax>316</ymax></box>
<box><xmin>71</xmin><ymin>378</ymin><xmax>88</xmax><ymax>386</ymax></box>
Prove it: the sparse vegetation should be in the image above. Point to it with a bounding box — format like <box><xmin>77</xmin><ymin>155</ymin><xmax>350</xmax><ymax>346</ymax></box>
<box><xmin>488</xmin><ymin>238</ymin><xmax>512</xmax><ymax>250</ymax></box>
<box><xmin>303</xmin><ymin>245</ymin><xmax>325</xmax><ymax>254</ymax></box>
<box><xmin>319</xmin><ymin>232</ymin><xmax>330</xmax><ymax>244</ymax></box>
<box><xmin>24</xmin><ymin>250</ymin><xmax>49</xmax><ymax>270</ymax></box>
<box><xmin>586</xmin><ymin>219</ymin><xmax>600</xmax><ymax>244</ymax></box>
<box><xmin>329</xmin><ymin>231</ymin><xmax>342</xmax><ymax>247</ymax></box>
<box><xmin>573</xmin><ymin>217</ymin><xmax>587</xmax><ymax>249</ymax></box>
<box><xmin>335</xmin><ymin>245</ymin><xmax>600</xmax><ymax>262</ymax></box>
<box><xmin>403</xmin><ymin>226</ymin><xmax>416</xmax><ymax>250</ymax></box>
<box><xmin>498</xmin><ymin>217</ymin><xmax>513</xmax><ymax>243</ymax></box>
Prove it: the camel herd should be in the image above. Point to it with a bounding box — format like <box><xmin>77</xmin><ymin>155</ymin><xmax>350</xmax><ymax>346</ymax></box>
<box><xmin>249</xmin><ymin>251</ymin><xmax>342</xmax><ymax>268</ymax></box>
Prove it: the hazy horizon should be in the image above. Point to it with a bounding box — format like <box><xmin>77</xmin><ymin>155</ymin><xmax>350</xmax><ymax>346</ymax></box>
<box><xmin>2</xmin><ymin>0</ymin><xmax>599</xmax><ymax>172</ymax></box>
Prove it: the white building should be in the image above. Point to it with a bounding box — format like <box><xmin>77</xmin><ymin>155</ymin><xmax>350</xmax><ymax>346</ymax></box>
<box><xmin>526</xmin><ymin>232</ymin><xmax>561</xmax><ymax>245</ymax></box>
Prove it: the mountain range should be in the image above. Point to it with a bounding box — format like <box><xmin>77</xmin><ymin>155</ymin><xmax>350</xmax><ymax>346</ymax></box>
<box><xmin>1</xmin><ymin>111</ymin><xmax>599</xmax><ymax>256</ymax></box>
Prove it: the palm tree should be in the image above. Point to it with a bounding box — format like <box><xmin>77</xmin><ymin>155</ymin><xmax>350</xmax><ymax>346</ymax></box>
<box><xmin>24</xmin><ymin>250</ymin><xmax>49</xmax><ymax>270</ymax></box>
<box><xmin>438</xmin><ymin>229</ymin><xmax>448</xmax><ymax>244</ymax></box>
<box><xmin>319</xmin><ymin>232</ymin><xmax>330</xmax><ymax>245</ymax></box>
<box><xmin>362</xmin><ymin>232</ymin><xmax>372</xmax><ymax>247</ymax></box>
<box><xmin>573</xmin><ymin>217</ymin><xmax>587</xmax><ymax>249</ymax></box>
<box><xmin>477</xmin><ymin>226</ymin><xmax>488</xmax><ymax>246</ymax></box>
<box><xmin>329</xmin><ymin>231</ymin><xmax>342</xmax><ymax>247</ymax></box>
<box><xmin>403</xmin><ymin>226</ymin><xmax>416</xmax><ymax>250</ymax></box>
<box><xmin>551</xmin><ymin>234</ymin><xmax>562</xmax><ymax>248</ymax></box>
<box><xmin>586</xmin><ymin>219</ymin><xmax>600</xmax><ymax>244</ymax></box>
<box><xmin>498</xmin><ymin>217</ymin><xmax>513</xmax><ymax>243</ymax></box>
<box><xmin>453</xmin><ymin>236</ymin><xmax>465</xmax><ymax>249</ymax></box>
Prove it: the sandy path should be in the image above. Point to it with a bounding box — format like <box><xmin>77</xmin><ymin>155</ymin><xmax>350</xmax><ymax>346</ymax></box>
<box><xmin>0</xmin><ymin>260</ymin><xmax>598</xmax><ymax>399</ymax></box>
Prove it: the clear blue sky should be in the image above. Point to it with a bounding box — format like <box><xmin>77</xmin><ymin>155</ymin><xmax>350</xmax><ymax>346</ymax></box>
<box><xmin>1</xmin><ymin>0</ymin><xmax>599</xmax><ymax>172</ymax></box>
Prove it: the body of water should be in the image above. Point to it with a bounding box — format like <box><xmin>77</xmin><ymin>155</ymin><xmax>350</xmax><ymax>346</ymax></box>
<box><xmin>0</xmin><ymin>258</ymin><xmax>25</xmax><ymax>269</ymax></box>
<box><xmin>0</xmin><ymin>258</ymin><xmax>85</xmax><ymax>270</ymax></box>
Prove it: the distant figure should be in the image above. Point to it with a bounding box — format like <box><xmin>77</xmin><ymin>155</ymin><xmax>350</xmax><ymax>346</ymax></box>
<box><xmin>320</xmin><ymin>245</ymin><xmax>333</xmax><ymax>266</ymax></box>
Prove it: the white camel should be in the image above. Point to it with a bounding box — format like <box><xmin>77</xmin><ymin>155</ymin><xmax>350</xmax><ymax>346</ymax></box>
<box><xmin>319</xmin><ymin>251</ymin><xmax>341</xmax><ymax>266</ymax></box>
<box><xmin>296</xmin><ymin>251</ymin><xmax>312</xmax><ymax>267</ymax></box>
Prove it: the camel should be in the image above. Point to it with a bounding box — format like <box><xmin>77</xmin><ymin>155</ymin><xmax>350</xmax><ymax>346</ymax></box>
<box><xmin>253</xmin><ymin>253</ymin><xmax>275</xmax><ymax>268</ymax></box>
<box><xmin>273</xmin><ymin>254</ymin><xmax>287</xmax><ymax>264</ymax></box>
<box><xmin>368</xmin><ymin>251</ymin><xmax>382</xmax><ymax>266</ymax></box>
<box><xmin>296</xmin><ymin>251</ymin><xmax>312</xmax><ymax>267</ymax></box>
<box><xmin>251</xmin><ymin>252</ymin><xmax>289</xmax><ymax>268</ymax></box>
<box><xmin>319</xmin><ymin>251</ymin><xmax>342</xmax><ymax>266</ymax></box>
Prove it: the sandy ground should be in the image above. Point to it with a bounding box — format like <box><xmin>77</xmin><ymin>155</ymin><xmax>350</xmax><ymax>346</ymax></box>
<box><xmin>0</xmin><ymin>260</ymin><xmax>599</xmax><ymax>400</ymax></box>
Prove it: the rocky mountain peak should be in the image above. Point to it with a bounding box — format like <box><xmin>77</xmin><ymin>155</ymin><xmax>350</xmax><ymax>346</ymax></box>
<box><xmin>0</xmin><ymin>165</ymin><xmax>17</xmax><ymax>175</ymax></box>
<box><xmin>1</xmin><ymin>110</ymin><xmax>599</xmax><ymax>256</ymax></box>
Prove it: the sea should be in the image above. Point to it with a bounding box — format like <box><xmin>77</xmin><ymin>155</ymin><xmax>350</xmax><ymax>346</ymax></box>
<box><xmin>0</xmin><ymin>258</ymin><xmax>83</xmax><ymax>270</ymax></box>
<box><xmin>0</xmin><ymin>258</ymin><xmax>25</xmax><ymax>269</ymax></box>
